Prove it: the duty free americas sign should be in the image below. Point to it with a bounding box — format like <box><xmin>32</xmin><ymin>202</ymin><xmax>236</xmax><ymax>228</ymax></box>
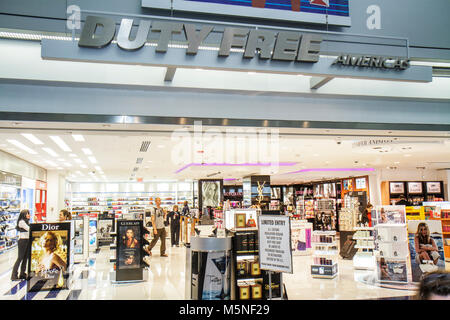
<box><xmin>41</xmin><ymin>15</ymin><xmax>431</xmax><ymax>82</ymax></box>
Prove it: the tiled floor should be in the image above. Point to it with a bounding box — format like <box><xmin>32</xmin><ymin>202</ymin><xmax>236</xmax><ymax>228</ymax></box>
<box><xmin>0</xmin><ymin>242</ymin><xmax>423</xmax><ymax>300</ymax></box>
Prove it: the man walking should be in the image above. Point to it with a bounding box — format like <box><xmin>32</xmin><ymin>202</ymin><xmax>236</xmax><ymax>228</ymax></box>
<box><xmin>147</xmin><ymin>197</ymin><xmax>168</xmax><ymax>257</ymax></box>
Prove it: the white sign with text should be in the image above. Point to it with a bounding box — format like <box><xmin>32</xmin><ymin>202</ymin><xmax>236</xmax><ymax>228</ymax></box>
<box><xmin>258</xmin><ymin>215</ymin><xmax>292</xmax><ymax>274</ymax></box>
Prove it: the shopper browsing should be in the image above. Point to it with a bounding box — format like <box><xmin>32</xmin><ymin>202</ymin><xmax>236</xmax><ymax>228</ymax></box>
<box><xmin>182</xmin><ymin>200</ymin><xmax>190</xmax><ymax>217</ymax></box>
<box><xmin>146</xmin><ymin>197</ymin><xmax>168</xmax><ymax>257</ymax></box>
<box><xmin>167</xmin><ymin>205</ymin><xmax>181</xmax><ymax>247</ymax></box>
<box><xmin>59</xmin><ymin>209</ymin><xmax>71</xmax><ymax>221</ymax></box>
<box><xmin>11</xmin><ymin>209</ymin><xmax>31</xmax><ymax>281</ymax></box>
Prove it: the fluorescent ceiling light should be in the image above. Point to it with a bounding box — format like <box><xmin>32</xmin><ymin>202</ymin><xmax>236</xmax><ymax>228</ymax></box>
<box><xmin>7</xmin><ymin>139</ymin><xmax>37</xmax><ymax>154</ymax></box>
<box><xmin>50</xmin><ymin>136</ymin><xmax>72</xmax><ymax>152</ymax></box>
<box><xmin>72</xmin><ymin>134</ymin><xmax>85</xmax><ymax>142</ymax></box>
<box><xmin>69</xmin><ymin>153</ymin><xmax>77</xmax><ymax>157</ymax></box>
<box><xmin>80</xmin><ymin>164</ymin><xmax>87</xmax><ymax>168</ymax></box>
<box><xmin>21</xmin><ymin>133</ymin><xmax>43</xmax><ymax>145</ymax></box>
<box><xmin>42</xmin><ymin>147</ymin><xmax>59</xmax><ymax>157</ymax></box>
<box><xmin>45</xmin><ymin>160</ymin><xmax>57</xmax><ymax>166</ymax></box>
<box><xmin>74</xmin><ymin>159</ymin><xmax>83</xmax><ymax>164</ymax></box>
<box><xmin>63</xmin><ymin>163</ymin><xmax>72</xmax><ymax>167</ymax></box>
<box><xmin>76</xmin><ymin>171</ymin><xmax>84</xmax><ymax>176</ymax></box>
<box><xmin>57</xmin><ymin>158</ymin><xmax>65</xmax><ymax>162</ymax></box>
<box><xmin>94</xmin><ymin>166</ymin><xmax>102</xmax><ymax>171</ymax></box>
<box><xmin>82</xmin><ymin>148</ymin><xmax>92</xmax><ymax>155</ymax></box>
<box><xmin>88</xmin><ymin>156</ymin><xmax>97</xmax><ymax>164</ymax></box>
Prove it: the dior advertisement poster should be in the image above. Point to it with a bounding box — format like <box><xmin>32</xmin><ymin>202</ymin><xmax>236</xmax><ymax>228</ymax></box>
<box><xmin>28</xmin><ymin>222</ymin><xmax>71</xmax><ymax>291</ymax></box>
<box><xmin>117</xmin><ymin>220</ymin><xmax>142</xmax><ymax>270</ymax></box>
<box><xmin>407</xmin><ymin>220</ymin><xmax>446</xmax><ymax>282</ymax></box>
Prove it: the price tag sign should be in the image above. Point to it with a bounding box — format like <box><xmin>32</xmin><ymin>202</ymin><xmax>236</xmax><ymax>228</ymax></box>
<box><xmin>258</xmin><ymin>215</ymin><xmax>292</xmax><ymax>274</ymax></box>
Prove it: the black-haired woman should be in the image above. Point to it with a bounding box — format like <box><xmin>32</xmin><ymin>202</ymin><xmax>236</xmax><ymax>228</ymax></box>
<box><xmin>11</xmin><ymin>209</ymin><xmax>30</xmax><ymax>281</ymax></box>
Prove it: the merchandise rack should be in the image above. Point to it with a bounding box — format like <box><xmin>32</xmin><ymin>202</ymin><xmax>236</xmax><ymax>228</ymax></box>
<box><xmin>352</xmin><ymin>227</ymin><xmax>376</xmax><ymax>270</ymax></box>
<box><xmin>311</xmin><ymin>231</ymin><xmax>338</xmax><ymax>279</ymax></box>
<box><xmin>0</xmin><ymin>185</ymin><xmax>21</xmax><ymax>254</ymax></box>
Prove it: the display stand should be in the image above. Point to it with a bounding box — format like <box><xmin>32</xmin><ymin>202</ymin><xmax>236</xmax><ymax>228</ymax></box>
<box><xmin>232</xmin><ymin>228</ymin><xmax>263</xmax><ymax>300</ymax></box>
<box><xmin>112</xmin><ymin>219</ymin><xmax>145</xmax><ymax>283</ymax></box>
<box><xmin>311</xmin><ymin>231</ymin><xmax>338</xmax><ymax>279</ymax></box>
<box><xmin>0</xmin><ymin>183</ymin><xmax>21</xmax><ymax>254</ymax></box>
<box><xmin>73</xmin><ymin>215</ymin><xmax>89</xmax><ymax>264</ymax></box>
<box><xmin>97</xmin><ymin>216</ymin><xmax>115</xmax><ymax>246</ymax></box>
<box><xmin>290</xmin><ymin>220</ymin><xmax>312</xmax><ymax>256</ymax></box>
<box><xmin>372</xmin><ymin>206</ymin><xmax>411</xmax><ymax>285</ymax></box>
<box><xmin>352</xmin><ymin>227</ymin><xmax>376</xmax><ymax>270</ymax></box>
<box><xmin>27</xmin><ymin>222</ymin><xmax>74</xmax><ymax>292</ymax></box>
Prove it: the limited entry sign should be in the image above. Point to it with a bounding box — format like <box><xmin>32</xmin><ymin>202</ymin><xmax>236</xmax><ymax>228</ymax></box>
<box><xmin>258</xmin><ymin>215</ymin><xmax>293</xmax><ymax>274</ymax></box>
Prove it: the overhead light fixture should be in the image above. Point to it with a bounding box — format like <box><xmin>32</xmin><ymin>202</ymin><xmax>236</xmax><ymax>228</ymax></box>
<box><xmin>45</xmin><ymin>160</ymin><xmax>58</xmax><ymax>166</ymax></box>
<box><xmin>157</xmin><ymin>145</ymin><xmax>165</xmax><ymax>149</ymax></box>
<box><xmin>50</xmin><ymin>136</ymin><xmax>72</xmax><ymax>152</ymax></box>
<box><xmin>74</xmin><ymin>159</ymin><xmax>83</xmax><ymax>164</ymax></box>
<box><xmin>95</xmin><ymin>166</ymin><xmax>102</xmax><ymax>171</ymax></box>
<box><xmin>63</xmin><ymin>163</ymin><xmax>72</xmax><ymax>167</ymax></box>
<box><xmin>72</xmin><ymin>134</ymin><xmax>85</xmax><ymax>142</ymax></box>
<box><xmin>82</xmin><ymin>148</ymin><xmax>92</xmax><ymax>155</ymax></box>
<box><xmin>80</xmin><ymin>164</ymin><xmax>87</xmax><ymax>168</ymax></box>
<box><xmin>42</xmin><ymin>147</ymin><xmax>59</xmax><ymax>157</ymax></box>
<box><xmin>69</xmin><ymin>153</ymin><xmax>77</xmax><ymax>157</ymax></box>
<box><xmin>7</xmin><ymin>139</ymin><xmax>37</xmax><ymax>154</ymax></box>
<box><xmin>57</xmin><ymin>158</ymin><xmax>65</xmax><ymax>162</ymax></box>
<box><xmin>88</xmin><ymin>156</ymin><xmax>97</xmax><ymax>164</ymax></box>
<box><xmin>21</xmin><ymin>133</ymin><xmax>44</xmax><ymax>145</ymax></box>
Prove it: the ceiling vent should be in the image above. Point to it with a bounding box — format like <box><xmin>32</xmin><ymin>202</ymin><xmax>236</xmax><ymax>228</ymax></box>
<box><xmin>140</xmin><ymin>141</ymin><xmax>151</xmax><ymax>152</ymax></box>
<box><xmin>136</xmin><ymin>158</ymin><xmax>143</xmax><ymax>164</ymax></box>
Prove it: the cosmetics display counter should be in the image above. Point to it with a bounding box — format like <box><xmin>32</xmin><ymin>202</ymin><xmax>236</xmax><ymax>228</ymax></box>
<box><xmin>311</xmin><ymin>231</ymin><xmax>338</xmax><ymax>279</ymax></box>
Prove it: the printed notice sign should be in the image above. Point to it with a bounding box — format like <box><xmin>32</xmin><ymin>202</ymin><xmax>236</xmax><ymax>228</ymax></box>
<box><xmin>258</xmin><ymin>215</ymin><xmax>293</xmax><ymax>274</ymax></box>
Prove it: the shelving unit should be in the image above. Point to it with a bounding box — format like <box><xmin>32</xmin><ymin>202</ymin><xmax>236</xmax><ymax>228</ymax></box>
<box><xmin>0</xmin><ymin>185</ymin><xmax>21</xmax><ymax>254</ymax></box>
<box><xmin>352</xmin><ymin>227</ymin><xmax>376</xmax><ymax>270</ymax></box>
<box><xmin>233</xmin><ymin>229</ymin><xmax>263</xmax><ymax>300</ymax></box>
<box><xmin>311</xmin><ymin>231</ymin><xmax>338</xmax><ymax>279</ymax></box>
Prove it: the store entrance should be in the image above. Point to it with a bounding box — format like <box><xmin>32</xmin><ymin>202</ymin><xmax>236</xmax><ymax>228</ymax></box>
<box><xmin>0</xmin><ymin>120</ymin><xmax>449</xmax><ymax>300</ymax></box>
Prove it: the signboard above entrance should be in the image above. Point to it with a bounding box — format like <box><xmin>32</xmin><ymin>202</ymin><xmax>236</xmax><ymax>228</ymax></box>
<box><xmin>142</xmin><ymin>0</ymin><xmax>351</xmax><ymax>26</ymax></box>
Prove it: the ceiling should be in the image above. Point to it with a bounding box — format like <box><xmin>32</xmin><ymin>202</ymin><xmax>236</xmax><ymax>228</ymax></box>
<box><xmin>0</xmin><ymin>122</ymin><xmax>449</xmax><ymax>185</ymax></box>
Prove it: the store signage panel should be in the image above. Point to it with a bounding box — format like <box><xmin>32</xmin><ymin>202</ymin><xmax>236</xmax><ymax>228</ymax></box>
<box><xmin>389</xmin><ymin>182</ymin><xmax>404</xmax><ymax>194</ymax></box>
<box><xmin>258</xmin><ymin>215</ymin><xmax>293</xmax><ymax>273</ymax></box>
<box><xmin>355</xmin><ymin>178</ymin><xmax>366</xmax><ymax>190</ymax></box>
<box><xmin>407</xmin><ymin>182</ymin><xmax>422</xmax><ymax>194</ymax></box>
<box><xmin>426</xmin><ymin>182</ymin><xmax>441</xmax><ymax>194</ymax></box>
<box><xmin>142</xmin><ymin>0</ymin><xmax>351</xmax><ymax>26</ymax></box>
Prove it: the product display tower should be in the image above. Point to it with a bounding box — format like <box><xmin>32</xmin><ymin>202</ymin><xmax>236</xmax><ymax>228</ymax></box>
<box><xmin>311</xmin><ymin>231</ymin><xmax>338</xmax><ymax>279</ymax></box>
<box><xmin>352</xmin><ymin>226</ymin><xmax>376</xmax><ymax>270</ymax></box>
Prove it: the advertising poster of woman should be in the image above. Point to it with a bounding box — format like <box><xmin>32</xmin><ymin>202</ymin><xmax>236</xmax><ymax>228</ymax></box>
<box><xmin>199</xmin><ymin>180</ymin><xmax>222</xmax><ymax>211</ymax></box>
<box><xmin>28</xmin><ymin>223</ymin><xmax>71</xmax><ymax>291</ymax></box>
<box><xmin>407</xmin><ymin>220</ymin><xmax>446</xmax><ymax>282</ymax></box>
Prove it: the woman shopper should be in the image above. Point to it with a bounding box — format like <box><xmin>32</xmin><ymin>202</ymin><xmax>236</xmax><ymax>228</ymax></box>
<box><xmin>11</xmin><ymin>209</ymin><xmax>31</xmax><ymax>281</ymax></box>
<box><xmin>182</xmin><ymin>201</ymin><xmax>190</xmax><ymax>217</ymax></box>
<box><xmin>167</xmin><ymin>205</ymin><xmax>181</xmax><ymax>247</ymax></box>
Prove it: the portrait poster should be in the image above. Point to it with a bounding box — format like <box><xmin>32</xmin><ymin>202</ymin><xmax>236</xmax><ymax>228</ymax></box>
<box><xmin>28</xmin><ymin>222</ymin><xmax>71</xmax><ymax>291</ymax></box>
<box><xmin>97</xmin><ymin>218</ymin><xmax>114</xmax><ymax>245</ymax></box>
<box><xmin>199</xmin><ymin>180</ymin><xmax>223</xmax><ymax>211</ymax></box>
<box><xmin>407</xmin><ymin>220</ymin><xmax>446</xmax><ymax>283</ymax></box>
<box><xmin>117</xmin><ymin>220</ymin><xmax>142</xmax><ymax>270</ymax></box>
<box><xmin>372</xmin><ymin>205</ymin><xmax>406</xmax><ymax>226</ymax></box>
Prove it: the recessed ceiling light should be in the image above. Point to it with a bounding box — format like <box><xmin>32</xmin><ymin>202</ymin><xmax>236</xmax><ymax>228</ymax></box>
<box><xmin>69</xmin><ymin>153</ymin><xmax>77</xmax><ymax>157</ymax></box>
<box><xmin>42</xmin><ymin>147</ymin><xmax>59</xmax><ymax>157</ymax></box>
<box><xmin>72</xmin><ymin>134</ymin><xmax>85</xmax><ymax>142</ymax></box>
<box><xmin>63</xmin><ymin>163</ymin><xmax>72</xmax><ymax>167</ymax></box>
<box><xmin>74</xmin><ymin>159</ymin><xmax>83</xmax><ymax>164</ymax></box>
<box><xmin>21</xmin><ymin>133</ymin><xmax>44</xmax><ymax>145</ymax></box>
<box><xmin>88</xmin><ymin>156</ymin><xmax>97</xmax><ymax>164</ymax></box>
<box><xmin>57</xmin><ymin>158</ymin><xmax>65</xmax><ymax>162</ymax></box>
<box><xmin>7</xmin><ymin>139</ymin><xmax>37</xmax><ymax>154</ymax></box>
<box><xmin>50</xmin><ymin>136</ymin><xmax>71</xmax><ymax>152</ymax></box>
<box><xmin>82</xmin><ymin>148</ymin><xmax>93</xmax><ymax>155</ymax></box>
<box><xmin>80</xmin><ymin>164</ymin><xmax>87</xmax><ymax>168</ymax></box>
